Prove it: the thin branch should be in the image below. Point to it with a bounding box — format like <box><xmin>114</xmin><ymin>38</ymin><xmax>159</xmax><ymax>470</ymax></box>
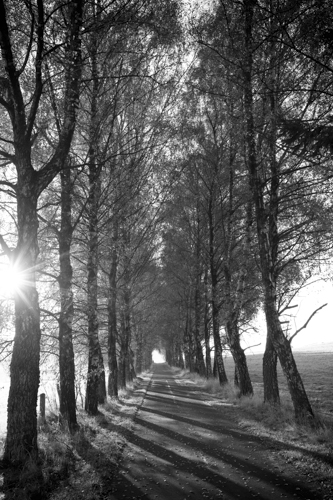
<box><xmin>16</xmin><ymin>6</ymin><xmax>35</xmax><ymax>76</ymax></box>
<box><xmin>289</xmin><ymin>303</ymin><xmax>328</xmax><ymax>343</ymax></box>
<box><xmin>0</xmin><ymin>234</ymin><xmax>12</xmax><ymax>257</ymax></box>
<box><xmin>244</xmin><ymin>343</ymin><xmax>262</xmax><ymax>352</ymax></box>
<box><xmin>26</xmin><ymin>0</ymin><xmax>44</xmax><ymax>140</ymax></box>
<box><xmin>40</xmin><ymin>308</ymin><xmax>60</xmax><ymax>323</ymax></box>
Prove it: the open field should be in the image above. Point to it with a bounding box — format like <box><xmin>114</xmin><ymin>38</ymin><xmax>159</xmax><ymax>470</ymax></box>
<box><xmin>222</xmin><ymin>351</ymin><xmax>333</xmax><ymax>418</ymax></box>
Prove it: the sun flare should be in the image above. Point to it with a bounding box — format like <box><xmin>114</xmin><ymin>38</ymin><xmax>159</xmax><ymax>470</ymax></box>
<box><xmin>0</xmin><ymin>263</ymin><xmax>24</xmax><ymax>297</ymax></box>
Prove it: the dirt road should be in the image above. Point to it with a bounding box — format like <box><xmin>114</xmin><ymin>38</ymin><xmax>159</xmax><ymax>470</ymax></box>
<box><xmin>111</xmin><ymin>363</ymin><xmax>321</xmax><ymax>499</ymax></box>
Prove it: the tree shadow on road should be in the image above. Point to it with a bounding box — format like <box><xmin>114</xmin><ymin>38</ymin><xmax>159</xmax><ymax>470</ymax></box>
<box><xmin>142</xmin><ymin>392</ymin><xmax>333</xmax><ymax>468</ymax></box>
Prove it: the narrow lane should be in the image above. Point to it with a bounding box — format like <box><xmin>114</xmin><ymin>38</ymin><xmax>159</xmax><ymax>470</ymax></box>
<box><xmin>112</xmin><ymin>363</ymin><xmax>320</xmax><ymax>499</ymax></box>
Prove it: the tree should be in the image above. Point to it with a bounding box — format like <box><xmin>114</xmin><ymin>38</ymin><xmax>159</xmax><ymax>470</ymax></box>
<box><xmin>0</xmin><ymin>0</ymin><xmax>84</xmax><ymax>463</ymax></box>
<box><xmin>242</xmin><ymin>0</ymin><xmax>324</xmax><ymax>422</ymax></box>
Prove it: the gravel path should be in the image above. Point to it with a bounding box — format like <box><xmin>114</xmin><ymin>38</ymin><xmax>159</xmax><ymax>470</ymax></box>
<box><xmin>111</xmin><ymin>363</ymin><xmax>322</xmax><ymax>500</ymax></box>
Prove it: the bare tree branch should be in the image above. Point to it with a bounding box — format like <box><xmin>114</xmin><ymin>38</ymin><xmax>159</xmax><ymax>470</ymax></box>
<box><xmin>289</xmin><ymin>303</ymin><xmax>328</xmax><ymax>343</ymax></box>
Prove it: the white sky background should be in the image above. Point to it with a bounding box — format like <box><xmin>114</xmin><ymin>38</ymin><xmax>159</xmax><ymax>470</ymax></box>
<box><xmin>243</xmin><ymin>279</ymin><xmax>333</xmax><ymax>354</ymax></box>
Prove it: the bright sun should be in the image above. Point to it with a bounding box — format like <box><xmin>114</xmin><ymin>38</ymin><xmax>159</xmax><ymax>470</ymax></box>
<box><xmin>0</xmin><ymin>264</ymin><xmax>24</xmax><ymax>297</ymax></box>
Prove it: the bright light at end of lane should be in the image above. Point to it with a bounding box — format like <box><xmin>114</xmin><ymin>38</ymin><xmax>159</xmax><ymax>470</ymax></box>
<box><xmin>152</xmin><ymin>349</ymin><xmax>166</xmax><ymax>363</ymax></box>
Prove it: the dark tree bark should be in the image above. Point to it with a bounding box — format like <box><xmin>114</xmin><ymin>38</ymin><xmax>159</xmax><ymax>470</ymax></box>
<box><xmin>263</xmin><ymin>335</ymin><xmax>279</xmax><ymax>403</ymax></box>
<box><xmin>118</xmin><ymin>263</ymin><xmax>131</xmax><ymax>389</ymax></box>
<box><xmin>203</xmin><ymin>267</ymin><xmax>213</xmax><ymax>378</ymax></box>
<box><xmin>85</xmin><ymin>154</ymin><xmax>106</xmax><ymax>413</ymax></box>
<box><xmin>107</xmin><ymin>221</ymin><xmax>118</xmax><ymax>397</ymax></box>
<box><xmin>0</xmin><ymin>0</ymin><xmax>83</xmax><ymax>463</ymax></box>
<box><xmin>243</xmin><ymin>0</ymin><xmax>316</xmax><ymax>423</ymax></box>
<box><xmin>85</xmin><ymin>20</ymin><xmax>106</xmax><ymax>413</ymax></box>
<box><xmin>194</xmin><ymin>285</ymin><xmax>206</xmax><ymax>377</ymax></box>
<box><xmin>223</xmin><ymin>139</ymin><xmax>253</xmax><ymax>397</ymax></box>
<box><xmin>227</xmin><ymin>318</ymin><xmax>253</xmax><ymax>396</ymax></box>
<box><xmin>58</xmin><ymin>167</ymin><xmax>77</xmax><ymax>431</ymax></box>
<box><xmin>208</xmin><ymin>197</ymin><xmax>228</xmax><ymax>385</ymax></box>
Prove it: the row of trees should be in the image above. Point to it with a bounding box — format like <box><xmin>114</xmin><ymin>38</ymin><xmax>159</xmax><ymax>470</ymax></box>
<box><xmin>0</xmin><ymin>0</ymin><xmax>332</xmax><ymax>465</ymax></box>
<box><xmin>162</xmin><ymin>0</ymin><xmax>333</xmax><ymax>420</ymax></box>
<box><xmin>0</xmin><ymin>0</ymin><xmax>182</xmax><ymax>464</ymax></box>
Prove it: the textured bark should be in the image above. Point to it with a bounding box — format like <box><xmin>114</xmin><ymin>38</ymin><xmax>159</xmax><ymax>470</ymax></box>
<box><xmin>1</xmin><ymin>0</ymin><xmax>83</xmax><ymax>463</ymax></box>
<box><xmin>212</xmin><ymin>317</ymin><xmax>228</xmax><ymax>385</ymax></box>
<box><xmin>108</xmin><ymin>222</ymin><xmax>118</xmax><ymax>397</ymax></box>
<box><xmin>85</xmin><ymin>155</ymin><xmax>105</xmax><ymax>413</ymax></box>
<box><xmin>194</xmin><ymin>286</ymin><xmax>206</xmax><ymax>377</ymax></box>
<box><xmin>264</xmin><ymin>291</ymin><xmax>315</xmax><ymax>421</ymax></box>
<box><xmin>208</xmin><ymin>197</ymin><xmax>228</xmax><ymax>385</ymax></box>
<box><xmin>263</xmin><ymin>334</ymin><xmax>279</xmax><ymax>403</ymax></box>
<box><xmin>118</xmin><ymin>280</ymin><xmax>131</xmax><ymax>389</ymax></box>
<box><xmin>85</xmin><ymin>25</ymin><xmax>106</xmax><ymax>413</ymax></box>
<box><xmin>203</xmin><ymin>268</ymin><xmax>213</xmax><ymax>378</ymax></box>
<box><xmin>58</xmin><ymin>168</ymin><xmax>77</xmax><ymax>431</ymax></box>
<box><xmin>187</xmin><ymin>308</ymin><xmax>196</xmax><ymax>373</ymax></box>
<box><xmin>227</xmin><ymin>319</ymin><xmax>253</xmax><ymax>396</ymax></box>
<box><xmin>134</xmin><ymin>324</ymin><xmax>143</xmax><ymax>374</ymax></box>
<box><xmin>223</xmin><ymin>143</ymin><xmax>253</xmax><ymax>396</ymax></box>
<box><xmin>5</xmin><ymin>188</ymin><xmax>41</xmax><ymax>463</ymax></box>
<box><xmin>85</xmin><ymin>157</ymin><xmax>106</xmax><ymax>412</ymax></box>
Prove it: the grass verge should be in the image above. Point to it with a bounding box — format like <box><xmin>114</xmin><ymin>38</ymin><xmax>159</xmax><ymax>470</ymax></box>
<box><xmin>176</xmin><ymin>368</ymin><xmax>333</xmax><ymax>500</ymax></box>
<box><xmin>0</xmin><ymin>372</ymin><xmax>151</xmax><ymax>500</ymax></box>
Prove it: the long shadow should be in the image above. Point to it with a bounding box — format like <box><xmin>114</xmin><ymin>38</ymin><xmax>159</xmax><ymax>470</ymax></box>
<box><xmin>101</xmin><ymin>413</ymin><xmax>321</xmax><ymax>500</ymax></box>
<box><xmin>71</xmin><ymin>428</ymin><xmax>151</xmax><ymax>499</ymax></box>
<box><xmin>98</xmin><ymin>397</ymin><xmax>320</xmax><ymax>500</ymax></box>
<box><xmin>134</xmin><ymin>413</ymin><xmax>321</xmax><ymax>499</ymax></box>
<box><xmin>142</xmin><ymin>393</ymin><xmax>333</xmax><ymax>468</ymax></box>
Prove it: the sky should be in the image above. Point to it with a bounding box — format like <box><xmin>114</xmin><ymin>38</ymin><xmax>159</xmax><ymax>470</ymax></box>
<box><xmin>243</xmin><ymin>279</ymin><xmax>333</xmax><ymax>354</ymax></box>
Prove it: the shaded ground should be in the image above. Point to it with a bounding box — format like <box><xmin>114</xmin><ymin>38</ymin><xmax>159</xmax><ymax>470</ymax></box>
<box><xmin>1</xmin><ymin>364</ymin><xmax>332</xmax><ymax>499</ymax></box>
<box><xmin>111</xmin><ymin>363</ymin><xmax>328</xmax><ymax>500</ymax></box>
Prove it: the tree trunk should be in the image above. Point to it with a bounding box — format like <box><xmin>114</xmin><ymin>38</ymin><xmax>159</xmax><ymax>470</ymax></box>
<box><xmin>203</xmin><ymin>268</ymin><xmax>213</xmax><ymax>378</ymax></box>
<box><xmin>0</xmin><ymin>0</ymin><xmax>83</xmax><ymax>463</ymax></box>
<box><xmin>108</xmin><ymin>224</ymin><xmax>118</xmax><ymax>396</ymax></box>
<box><xmin>85</xmin><ymin>158</ymin><xmax>106</xmax><ymax>414</ymax></box>
<box><xmin>227</xmin><ymin>319</ymin><xmax>253</xmax><ymax>396</ymax></box>
<box><xmin>194</xmin><ymin>285</ymin><xmax>206</xmax><ymax>377</ymax></box>
<box><xmin>263</xmin><ymin>334</ymin><xmax>279</xmax><ymax>403</ymax></box>
<box><xmin>118</xmin><ymin>299</ymin><xmax>130</xmax><ymax>389</ymax></box>
<box><xmin>264</xmin><ymin>291</ymin><xmax>315</xmax><ymax>421</ymax></box>
<box><xmin>243</xmin><ymin>0</ymin><xmax>316</xmax><ymax>423</ymax></box>
<box><xmin>58</xmin><ymin>167</ymin><xmax>77</xmax><ymax>431</ymax></box>
<box><xmin>85</xmin><ymin>29</ymin><xmax>106</xmax><ymax>412</ymax></box>
<box><xmin>4</xmin><ymin>189</ymin><xmax>40</xmax><ymax>463</ymax></box>
<box><xmin>134</xmin><ymin>324</ymin><xmax>143</xmax><ymax>374</ymax></box>
<box><xmin>208</xmin><ymin>197</ymin><xmax>228</xmax><ymax>385</ymax></box>
<box><xmin>212</xmin><ymin>316</ymin><xmax>228</xmax><ymax>385</ymax></box>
